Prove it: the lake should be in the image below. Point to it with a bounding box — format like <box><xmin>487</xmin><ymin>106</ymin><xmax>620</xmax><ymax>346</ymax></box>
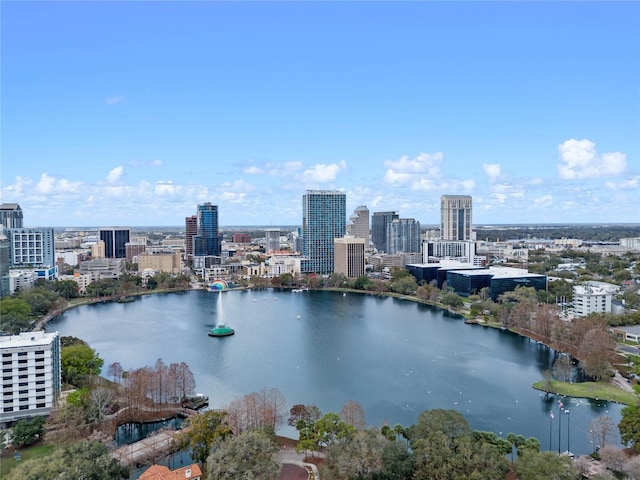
<box><xmin>47</xmin><ymin>288</ymin><xmax>623</xmax><ymax>454</ymax></box>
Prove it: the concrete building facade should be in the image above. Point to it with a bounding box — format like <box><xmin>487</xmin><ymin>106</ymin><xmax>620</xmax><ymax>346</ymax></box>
<box><xmin>9</xmin><ymin>227</ymin><xmax>55</xmax><ymax>268</ymax></box>
<box><xmin>0</xmin><ymin>203</ymin><xmax>23</xmax><ymax>229</ymax></box>
<box><xmin>137</xmin><ymin>251</ymin><xmax>182</xmax><ymax>275</ymax></box>
<box><xmin>0</xmin><ymin>331</ymin><xmax>61</xmax><ymax>425</ymax></box>
<box><xmin>334</xmin><ymin>236</ymin><xmax>365</xmax><ymax>278</ymax></box>
<box><xmin>347</xmin><ymin>206</ymin><xmax>370</xmax><ymax>243</ymax></box>
<box><xmin>573</xmin><ymin>285</ymin><xmax>612</xmax><ymax>317</ymax></box>
<box><xmin>440</xmin><ymin>195</ymin><xmax>473</xmax><ymax>241</ymax></box>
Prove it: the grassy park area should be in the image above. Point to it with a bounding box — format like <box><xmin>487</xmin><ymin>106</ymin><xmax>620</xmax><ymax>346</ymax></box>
<box><xmin>533</xmin><ymin>379</ymin><xmax>638</xmax><ymax>406</ymax></box>
<box><xmin>0</xmin><ymin>443</ymin><xmax>55</xmax><ymax>477</ymax></box>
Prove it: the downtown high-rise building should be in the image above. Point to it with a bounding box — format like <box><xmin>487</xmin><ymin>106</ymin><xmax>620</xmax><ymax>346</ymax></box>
<box><xmin>387</xmin><ymin>218</ymin><xmax>421</xmax><ymax>254</ymax></box>
<box><xmin>9</xmin><ymin>227</ymin><xmax>56</xmax><ymax>267</ymax></box>
<box><xmin>347</xmin><ymin>205</ymin><xmax>370</xmax><ymax>243</ymax></box>
<box><xmin>99</xmin><ymin>227</ymin><xmax>131</xmax><ymax>259</ymax></box>
<box><xmin>185</xmin><ymin>215</ymin><xmax>197</xmax><ymax>259</ymax></box>
<box><xmin>440</xmin><ymin>195</ymin><xmax>473</xmax><ymax>241</ymax></box>
<box><xmin>334</xmin><ymin>235</ymin><xmax>365</xmax><ymax>278</ymax></box>
<box><xmin>0</xmin><ymin>203</ymin><xmax>23</xmax><ymax>229</ymax></box>
<box><xmin>302</xmin><ymin>190</ymin><xmax>346</xmax><ymax>274</ymax></box>
<box><xmin>371</xmin><ymin>211</ymin><xmax>399</xmax><ymax>253</ymax></box>
<box><xmin>265</xmin><ymin>228</ymin><xmax>281</xmax><ymax>253</ymax></box>
<box><xmin>193</xmin><ymin>202</ymin><xmax>221</xmax><ymax>257</ymax></box>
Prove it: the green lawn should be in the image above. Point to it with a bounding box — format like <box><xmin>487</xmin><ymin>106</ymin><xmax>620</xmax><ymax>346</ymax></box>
<box><xmin>532</xmin><ymin>379</ymin><xmax>638</xmax><ymax>406</ymax></box>
<box><xmin>0</xmin><ymin>444</ymin><xmax>56</xmax><ymax>476</ymax></box>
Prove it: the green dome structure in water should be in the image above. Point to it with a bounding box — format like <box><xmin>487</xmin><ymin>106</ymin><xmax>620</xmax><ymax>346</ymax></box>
<box><xmin>208</xmin><ymin>280</ymin><xmax>234</xmax><ymax>337</ymax></box>
<box><xmin>208</xmin><ymin>324</ymin><xmax>235</xmax><ymax>337</ymax></box>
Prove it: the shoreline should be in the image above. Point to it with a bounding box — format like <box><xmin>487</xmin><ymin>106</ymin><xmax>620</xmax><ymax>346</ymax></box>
<box><xmin>37</xmin><ymin>284</ymin><xmax>636</xmax><ymax>406</ymax></box>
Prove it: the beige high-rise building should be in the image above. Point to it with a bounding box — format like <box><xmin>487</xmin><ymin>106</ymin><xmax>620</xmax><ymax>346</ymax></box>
<box><xmin>440</xmin><ymin>195</ymin><xmax>473</xmax><ymax>241</ymax></box>
<box><xmin>334</xmin><ymin>235</ymin><xmax>365</xmax><ymax>278</ymax></box>
<box><xmin>91</xmin><ymin>240</ymin><xmax>105</xmax><ymax>259</ymax></box>
<box><xmin>347</xmin><ymin>205</ymin><xmax>370</xmax><ymax>243</ymax></box>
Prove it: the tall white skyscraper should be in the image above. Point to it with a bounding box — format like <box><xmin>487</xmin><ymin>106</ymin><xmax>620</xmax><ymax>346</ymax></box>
<box><xmin>440</xmin><ymin>195</ymin><xmax>473</xmax><ymax>241</ymax></box>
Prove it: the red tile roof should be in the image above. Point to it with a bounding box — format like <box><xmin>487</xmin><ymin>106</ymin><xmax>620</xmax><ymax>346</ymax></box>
<box><xmin>139</xmin><ymin>463</ymin><xmax>202</xmax><ymax>480</ymax></box>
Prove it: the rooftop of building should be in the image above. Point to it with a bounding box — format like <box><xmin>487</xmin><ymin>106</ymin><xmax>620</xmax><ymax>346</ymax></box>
<box><xmin>0</xmin><ymin>330</ymin><xmax>59</xmax><ymax>348</ymax></box>
<box><xmin>139</xmin><ymin>463</ymin><xmax>202</xmax><ymax>480</ymax></box>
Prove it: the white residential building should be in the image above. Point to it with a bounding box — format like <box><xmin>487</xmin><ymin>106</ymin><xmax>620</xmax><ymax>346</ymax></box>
<box><xmin>9</xmin><ymin>270</ymin><xmax>39</xmax><ymax>294</ymax></box>
<box><xmin>620</xmin><ymin>238</ymin><xmax>640</xmax><ymax>250</ymax></box>
<box><xmin>572</xmin><ymin>285</ymin><xmax>612</xmax><ymax>317</ymax></box>
<box><xmin>0</xmin><ymin>331</ymin><xmax>61</xmax><ymax>425</ymax></box>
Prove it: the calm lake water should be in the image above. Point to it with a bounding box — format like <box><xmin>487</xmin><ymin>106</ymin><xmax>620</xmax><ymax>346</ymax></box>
<box><xmin>47</xmin><ymin>289</ymin><xmax>623</xmax><ymax>454</ymax></box>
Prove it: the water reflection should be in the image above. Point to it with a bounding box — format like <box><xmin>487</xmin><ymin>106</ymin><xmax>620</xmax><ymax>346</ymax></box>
<box><xmin>47</xmin><ymin>289</ymin><xmax>624</xmax><ymax>455</ymax></box>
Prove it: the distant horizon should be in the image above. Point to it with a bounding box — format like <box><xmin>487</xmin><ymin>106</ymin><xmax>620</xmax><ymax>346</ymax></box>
<box><xmin>41</xmin><ymin>222</ymin><xmax>640</xmax><ymax>231</ymax></box>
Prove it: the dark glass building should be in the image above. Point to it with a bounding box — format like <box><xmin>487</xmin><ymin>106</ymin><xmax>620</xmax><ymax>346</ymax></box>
<box><xmin>99</xmin><ymin>227</ymin><xmax>130</xmax><ymax>259</ymax></box>
<box><xmin>193</xmin><ymin>203</ymin><xmax>221</xmax><ymax>257</ymax></box>
<box><xmin>371</xmin><ymin>211</ymin><xmax>398</xmax><ymax>253</ymax></box>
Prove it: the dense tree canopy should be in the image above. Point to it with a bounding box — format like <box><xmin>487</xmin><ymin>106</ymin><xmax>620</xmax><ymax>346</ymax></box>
<box><xmin>514</xmin><ymin>451</ymin><xmax>578</xmax><ymax>480</ymax></box>
<box><xmin>172</xmin><ymin>410</ymin><xmax>231</xmax><ymax>464</ymax></box>
<box><xmin>10</xmin><ymin>441</ymin><xmax>128</xmax><ymax>479</ymax></box>
<box><xmin>207</xmin><ymin>430</ymin><xmax>280</xmax><ymax>480</ymax></box>
<box><xmin>60</xmin><ymin>343</ymin><xmax>104</xmax><ymax>385</ymax></box>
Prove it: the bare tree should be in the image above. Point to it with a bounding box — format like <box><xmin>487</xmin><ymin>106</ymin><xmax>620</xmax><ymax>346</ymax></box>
<box><xmin>107</xmin><ymin>362</ymin><xmax>123</xmax><ymax>384</ymax></box>
<box><xmin>340</xmin><ymin>400</ymin><xmax>366</xmax><ymax>429</ymax></box>
<box><xmin>578</xmin><ymin>328</ymin><xmax>616</xmax><ymax>381</ymax></box>
<box><xmin>589</xmin><ymin>415</ymin><xmax>615</xmax><ymax>450</ymax></box>
<box><xmin>599</xmin><ymin>445</ymin><xmax>626</xmax><ymax>473</ymax></box>
<box><xmin>552</xmin><ymin>355</ymin><xmax>573</xmax><ymax>382</ymax></box>
<box><xmin>89</xmin><ymin>386</ymin><xmax>115</xmax><ymax>423</ymax></box>
<box><xmin>225</xmin><ymin>387</ymin><xmax>287</xmax><ymax>435</ymax></box>
<box><xmin>173</xmin><ymin>362</ymin><xmax>196</xmax><ymax>401</ymax></box>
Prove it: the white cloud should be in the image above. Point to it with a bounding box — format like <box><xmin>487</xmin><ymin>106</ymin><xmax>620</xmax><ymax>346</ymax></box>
<box><xmin>533</xmin><ymin>195</ymin><xmax>553</xmax><ymax>208</ymax></box>
<box><xmin>384</xmin><ymin>152</ymin><xmax>443</xmax><ymax>176</ymax></box>
<box><xmin>242</xmin><ymin>160</ymin><xmax>303</xmax><ymax>177</ymax></box>
<box><xmin>483</xmin><ymin>163</ymin><xmax>502</xmax><ymax>182</ymax></box>
<box><xmin>219</xmin><ymin>179</ymin><xmax>257</xmax><ymax>192</ymax></box>
<box><xmin>301</xmin><ymin>161</ymin><xmax>346</xmax><ymax>183</ymax></box>
<box><xmin>558</xmin><ymin>139</ymin><xmax>627</xmax><ymax>179</ymax></box>
<box><xmin>129</xmin><ymin>159</ymin><xmax>163</xmax><ymax>167</ymax></box>
<box><xmin>106</xmin><ymin>166</ymin><xmax>124</xmax><ymax>184</ymax></box>
<box><xmin>35</xmin><ymin>173</ymin><xmax>81</xmax><ymax>194</ymax></box>
<box><xmin>243</xmin><ymin>166</ymin><xmax>263</xmax><ymax>175</ymax></box>
<box><xmin>605</xmin><ymin>176</ymin><xmax>639</xmax><ymax>190</ymax></box>
<box><xmin>104</xmin><ymin>95</ymin><xmax>126</xmax><ymax>105</ymax></box>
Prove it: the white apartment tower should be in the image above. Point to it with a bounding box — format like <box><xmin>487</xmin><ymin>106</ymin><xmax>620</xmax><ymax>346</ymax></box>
<box><xmin>1</xmin><ymin>331</ymin><xmax>61</xmax><ymax>425</ymax></box>
<box><xmin>572</xmin><ymin>285</ymin><xmax>612</xmax><ymax>317</ymax></box>
<box><xmin>441</xmin><ymin>195</ymin><xmax>473</xmax><ymax>241</ymax></box>
<box><xmin>334</xmin><ymin>236</ymin><xmax>365</xmax><ymax>278</ymax></box>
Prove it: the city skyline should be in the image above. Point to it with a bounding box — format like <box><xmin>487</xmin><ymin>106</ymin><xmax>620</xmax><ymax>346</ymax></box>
<box><xmin>2</xmin><ymin>2</ymin><xmax>639</xmax><ymax>227</ymax></box>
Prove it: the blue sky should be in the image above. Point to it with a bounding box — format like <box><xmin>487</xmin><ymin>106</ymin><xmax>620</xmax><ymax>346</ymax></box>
<box><xmin>2</xmin><ymin>1</ymin><xmax>639</xmax><ymax>227</ymax></box>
